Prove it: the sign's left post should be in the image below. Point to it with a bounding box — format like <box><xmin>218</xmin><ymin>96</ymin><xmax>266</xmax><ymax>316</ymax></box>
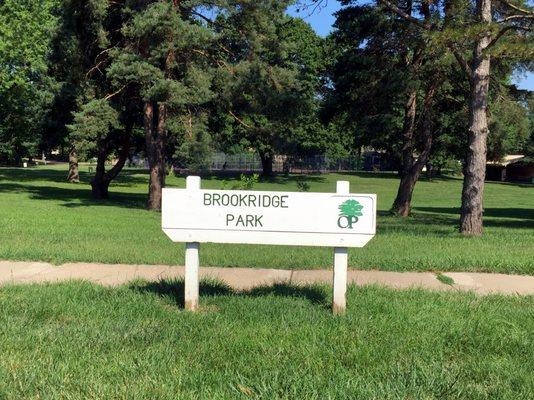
<box><xmin>184</xmin><ymin>176</ymin><xmax>201</xmax><ymax>311</ymax></box>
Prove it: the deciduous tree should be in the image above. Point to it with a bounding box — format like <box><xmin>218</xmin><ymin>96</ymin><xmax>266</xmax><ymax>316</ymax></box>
<box><xmin>0</xmin><ymin>0</ymin><xmax>58</xmax><ymax>165</ymax></box>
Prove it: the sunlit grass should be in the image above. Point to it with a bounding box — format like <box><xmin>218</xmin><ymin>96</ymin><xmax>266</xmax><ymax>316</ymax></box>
<box><xmin>0</xmin><ymin>280</ymin><xmax>532</xmax><ymax>399</ymax></box>
<box><xmin>0</xmin><ymin>165</ymin><xmax>533</xmax><ymax>273</ymax></box>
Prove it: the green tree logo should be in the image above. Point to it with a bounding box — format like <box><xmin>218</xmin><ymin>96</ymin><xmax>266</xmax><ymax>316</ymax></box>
<box><xmin>337</xmin><ymin>200</ymin><xmax>363</xmax><ymax>229</ymax></box>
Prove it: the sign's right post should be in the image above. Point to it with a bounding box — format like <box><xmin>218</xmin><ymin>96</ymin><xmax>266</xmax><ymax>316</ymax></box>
<box><xmin>333</xmin><ymin>180</ymin><xmax>350</xmax><ymax>315</ymax></box>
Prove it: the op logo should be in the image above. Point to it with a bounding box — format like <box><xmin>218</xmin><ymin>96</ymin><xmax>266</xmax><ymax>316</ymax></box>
<box><xmin>338</xmin><ymin>199</ymin><xmax>363</xmax><ymax>229</ymax></box>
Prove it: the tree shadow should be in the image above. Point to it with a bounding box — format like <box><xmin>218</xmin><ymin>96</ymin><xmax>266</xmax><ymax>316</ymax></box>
<box><xmin>414</xmin><ymin>206</ymin><xmax>534</xmax><ymax>221</ymax></box>
<box><xmin>0</xmin><ymin>167</ymin><xmax>70</xmax><ymax>183</ymax></box>
<box><xmin>0</xmin><ymin>167</ymin><xmax>149</xmax><ymax>187</ymax></box>
<box><xmin>246</xmin><ymin>283</ymin><xmax>327</xmax><ymax>305</ymax></box>
<box><xmin>413</xmin><ymin>207</ymin><xmax>534</xmax><ymax>230</ymax></box>
<box><xmin>0</xmin><ymin>182</ymin><xmax>147</xmax><ymax>209</ymax></box>
<box><xmin>130</xmin><ymin>279</ymin><xmax>328</xmax><ymax>309</ymax></box>
<box><xmin>484</xmin><ymin>180</ymin><xmax>534</xmax><ymax>189</ymax></box>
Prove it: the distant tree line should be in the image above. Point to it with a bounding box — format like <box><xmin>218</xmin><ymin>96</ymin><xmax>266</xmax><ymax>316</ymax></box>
<box><xmin>0</xmin><ymin>0</ymin><xmax>532</xmax><ymax>235</ymax></box>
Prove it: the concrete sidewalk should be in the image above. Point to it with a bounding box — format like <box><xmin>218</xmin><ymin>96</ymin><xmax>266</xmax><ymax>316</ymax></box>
<box><xmin>0</xmin><ymin>260</ymin><xmax>533</xmax><ymax>295</ymax></box>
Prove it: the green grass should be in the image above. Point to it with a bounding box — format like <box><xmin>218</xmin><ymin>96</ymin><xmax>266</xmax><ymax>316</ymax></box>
<box><xmin>0</xmin><ymin>280</ymin><xmax>532</xmax><ymax>399</ymax></box>
<box><xmin>0</xmin><ymin>165</ymin><xmax>533</xmax><ymax>274</ymax></box>
<box><xmin>436</xmin><ymin>273</ymin><xmax>455</xmax><ymax>286</ymax></box>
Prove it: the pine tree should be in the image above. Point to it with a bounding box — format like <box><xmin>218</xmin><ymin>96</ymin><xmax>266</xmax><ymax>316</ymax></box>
<box><xmin>329</xmin><ymin>3</ymin><xmax>448</xmax><ymax>215</ymax></box>
<box><xmin>373</xmin><ymin>0</ymin><xmax>533</xmax><ymax>234</ymax></box>
<box><xmin>214</xmin><ymin>0</ymin><xmax>324</xmax><ymax>176</ymax></box>
<box><xmin>109</xmin><ymin>0</ymin><xmax>213</xmax><ymax>209</ymax></box>
<box><xmin>52</xmin><ymin>0</ymin><xmax>137</xmax><ymax>195</ymax></box>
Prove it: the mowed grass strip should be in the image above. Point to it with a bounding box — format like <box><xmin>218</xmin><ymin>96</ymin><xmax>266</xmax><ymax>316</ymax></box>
<box><xmin>0</xmin><ymin>166</ymin><xmax>533</xmax><ymax>274</ymax></box>
<box><xmin>0</xmin><ymin>281</ymin><xmax>532</xmax><ymax>399</ymax></box>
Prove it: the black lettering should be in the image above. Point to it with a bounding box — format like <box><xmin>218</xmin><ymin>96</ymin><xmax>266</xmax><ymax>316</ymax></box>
<box><xmin>246</xmin><ymin>215</ymin><xmax>254</xmax><ymax>226</ymax></box>
<box><xmin>337</xmin><ymin>216</ymin><xmax>359</xmax><ymax>229</ymax></box>
<box><xmin>338</xmin><ymin>216</ymin><xmax>349</xmax><ymax>229</ymax></box>
<box><xmin>236</xmin><ymin>215</ymin><xmax>245</xmax><ymax>226</ymax></box>
<box><xmin>280</xmin><ymin>195</ymin><xmax>288</xmax><ymax>208</ymax></box>
<box><xmin>226</xmin><ymin>214</ymin><xmax>234</xmax><ymax>225</ymax></box>
<box><xmin>231</xmin><ymin>194</ymin><xmax>239</xmax><ymax>206</ymax></box>
<box><xmin>255</xmin><ymin>215</ymin><xmax>263</xmax><ymax>227</ymax></box>
<box><xmin>204</xmin><ymin>193</ymin><xmax>212</xmax><ymax>206</ymax></box>
<box><xmin>221</xmin><ymin>194</ymin><xmax>229</xmax><ymax>206</ymax></box>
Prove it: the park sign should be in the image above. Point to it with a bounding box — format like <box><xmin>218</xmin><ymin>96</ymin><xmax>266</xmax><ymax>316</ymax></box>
<box><xmin>162</xmin><ymin>182</ymin><xmax>376</xmax><ymax>247</ymax></box>
<box><xmin>162</xmin><ymin>176</ymin><xmax>377</xmax><ymax>314</ymax></box>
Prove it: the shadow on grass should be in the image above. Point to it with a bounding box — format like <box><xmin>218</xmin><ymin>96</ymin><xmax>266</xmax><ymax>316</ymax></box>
<box><xmin>380</xmin><ymin>208</ymin><xmax>534</xmax><ymax>233</ymax></box>
<box><xmin>0</xmin><ymin>167</ymin><xmax>70</xmax><ymax>183</ymax></box>
<box><xmin>0</xmin><ymin>182</ymin><xmax>147</xmax><ymax>209</ymax></box>
<box><xmin>130</xmin><ymin>279</ymin><xmax>328</xmax><ymax>309</ymax></box>
<box><xmin>414</xmin><ymin>207</ymin><xmax>534</xmax><ymax>223</ymax></box>
<box><xmin>0</xmin><ymin>167</ymin><xmax>149</xmax><ymax>186</ymax></box>
<box><xmin>485</xmin><ymin>180</ymin><xmax>534</xmax><ymax>189</ymax></box>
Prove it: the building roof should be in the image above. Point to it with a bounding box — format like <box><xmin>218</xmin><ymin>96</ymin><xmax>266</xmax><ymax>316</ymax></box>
<box><xmin>488</xmin><ymin>155</ymin><xmax>525</xmax><ymax>166</ymax></box>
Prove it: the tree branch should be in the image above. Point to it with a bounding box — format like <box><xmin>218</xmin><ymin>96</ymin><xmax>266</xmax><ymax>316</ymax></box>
<box><xmin>86</xmin><ymin>60</ymin><xmax>105</xmax><ymax>78</ymax></box>
<box><xmin>377</xmin><ymin>0</ymin><xmax>432</xmax><ymax>30</ymax></box>
<box><xmin>228</xmin><ymin>110</ymin><xmax>253</xmax><ymax>129</ymax></box>
<box><xmin>449</xmin><ymin>46</ymin><xmax>472</xmax><ymax>78</ymax></box>
<box><xmin>104</xmin><ymin>84</ymin><xmax>129</xmax><ymax>100</ymax></box>
<box><xmin>104</xmin><ymin>132</ymin><xmax>131</xmax><ymax>181</ymax></box>
<box><xmin>497</xmin><ymin>14</ymin><xmax>534</xmax><ymax>23</ymax></box>
<box><xmin>500</xmin><ymin>0</ymin><xmax>534</xmax><ymax>15</ymax></box>
<box><xmin>488</xmin><ymin>23</ymin><xmax>532</xmax><ymax>48</ymax></box>
<box><xmin>190</xmin><ymin>9</ymin><xmax>215</xmax><ymax>25</ymax></box>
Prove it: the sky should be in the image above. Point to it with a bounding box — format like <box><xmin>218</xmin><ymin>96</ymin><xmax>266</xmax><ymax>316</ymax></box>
<box><xmin>288</xmin><ymin>1</ymin><xmax>534</xmax><ymax>91</ymax></box>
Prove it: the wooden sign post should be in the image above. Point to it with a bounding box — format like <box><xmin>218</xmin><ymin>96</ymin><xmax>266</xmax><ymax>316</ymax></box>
<box><xmin>184</xmin><ymin>176</ymin><xmax>201</xmax><ymax>311</ymax></box>
<box><xmin>333</xmin><ymin>180</ymin><xmax>349</xmax><ymax>315</ymax></box>
<box><xmin>162</xmin><ymin>176</ymin><xmax>376</xmax><ymax>314</ymax></box>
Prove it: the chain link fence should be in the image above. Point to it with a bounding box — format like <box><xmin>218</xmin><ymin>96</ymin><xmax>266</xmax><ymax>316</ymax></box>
<box><xmin>207</xmin><ymin>153</ymin><xmax>368</xmax><ymax>173</ymax></box>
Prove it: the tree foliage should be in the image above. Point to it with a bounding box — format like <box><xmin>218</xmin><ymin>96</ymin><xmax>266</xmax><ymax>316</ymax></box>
<box><xmin>0</xmin><ymin>0</ymin><xmax>59</xmax><ymax>164</ymax></box>
<box><xmin>213</xmin><ymin>0</ymin><xmax>327</xmax><ymax>174</ymax></box>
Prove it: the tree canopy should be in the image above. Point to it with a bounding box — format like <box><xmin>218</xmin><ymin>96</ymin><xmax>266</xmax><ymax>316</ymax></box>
<box><xmin>0</xmin><ymin>0</ymin><xmax>532</xmax><ymax>234</ymax></box>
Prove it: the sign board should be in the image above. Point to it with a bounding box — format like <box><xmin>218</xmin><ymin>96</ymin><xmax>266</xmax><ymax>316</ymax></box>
<box><xmin>162</xmin><ymin>185</ymin><xmax>376</xmax><ymax>248</ymax></box>
<box><xmin>162</xmin><ymin>177</ymin><xmax>377</xmax><ymax>314</ymax></box>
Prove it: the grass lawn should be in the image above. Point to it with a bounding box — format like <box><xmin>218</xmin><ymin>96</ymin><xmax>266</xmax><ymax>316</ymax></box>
<box><xmin>0</xmin><ymin>165</ymin><xmax>533</xmax><ymax>274</ymax></box>
<box><xmin>0</xmin><ymin>280</ymin><xmax>532</xmax><ymax>399</ymax></box>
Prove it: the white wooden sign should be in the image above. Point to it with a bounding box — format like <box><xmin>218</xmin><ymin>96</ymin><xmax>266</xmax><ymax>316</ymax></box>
<box><xmin>162</xmin><ymin>185</ymin><xmax>376</xmax><ymax>247</ymax></box>
<box><xmin>162</xmin><ymin>176</ymin><xmax>377</xmax><ymax>314</ymax></box>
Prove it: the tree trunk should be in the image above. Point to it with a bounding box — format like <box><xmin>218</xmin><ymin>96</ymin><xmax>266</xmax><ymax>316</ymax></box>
<box><xmin>460</xmin><ymin>0</ymin><xmax>491</xmax><ymax>236</ymax></box>
<box><xmin>392</xmin><ymin>173</ymin><xmax>419</xmax><ymax>216</ymax></box>
<box><xmin>390</xmin><ymin>4</ymin><xmax>426</xmax><ymax>214</ymax></box>
<box><xmin>67</xmin><ymin>149</ymin><xmax>80</xmax><ymax>183</ymax></box>
<box><xmin>90</xmin><ymin>127</ymin><xmax>131</xmax><ymax>199</ymax></box>
<box><xmin>392</xmin><ymin>81</ymin><xmax>439</xmax><ymax>216</ymax></box>
<box><xmin>91</xmin><ymin>145</ymin><xmax>109</xmax><ymax>199</ymax></box>
<box><xmin>391</xmin><ymin>90</ymin><xmax>418</xmax><ymax>216</ymax></box>
<box><xmin>145</xmin><ymin>102</ymin><xmax>166</xmax><ymax>211</ymax></box>
<box><xmin>91</xmin><ymin>178</ymin><xmax>111</xmax><ymax>199</ymax></box>
<box><xmin>143</xmin><ymin>10</ymin><xmax>175</xmax><ymax>211</ymax></box>
<box><xmin>426</xmin><ymin>162</ymin><xmax>433</xmax><ymax>181</ymax></box>
<box><xmin>399</xmin><ymin>90</ymin><xmax>418</xmax><ymax>179</ymax></box>
<box><xmin>259</xmin><ymin>151</ymin><xmax>273</xmax><ymax>177</ymax></box>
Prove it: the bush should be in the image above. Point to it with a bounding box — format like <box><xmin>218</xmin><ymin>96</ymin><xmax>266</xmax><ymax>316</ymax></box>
<box><xmin>232</xmin><ymin>173</ymin><xmax>259</xmax><ymax>190</ymax></box>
